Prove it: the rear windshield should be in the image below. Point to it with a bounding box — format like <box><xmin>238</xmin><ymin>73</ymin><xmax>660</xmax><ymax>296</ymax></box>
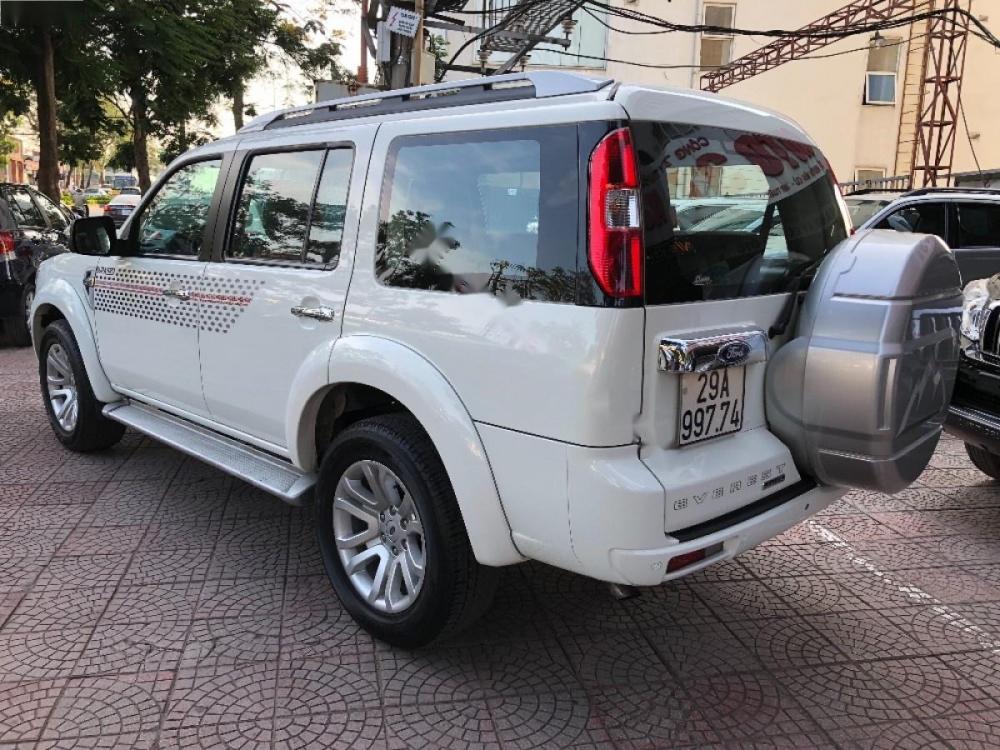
<box><xmin>845</xmin><ymin>197</ymin><xmax>891</xmax><ymax>228</ymax></box>
<box><xmin>632</xmin><ymin>122</ymin><xmax>847</xmax><ymax>306</ymax></box>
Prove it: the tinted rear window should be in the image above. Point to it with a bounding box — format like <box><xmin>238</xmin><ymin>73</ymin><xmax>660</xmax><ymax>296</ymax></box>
<box><xmin>632</xmin><ymin>122</ymin><xmax>847</xmax><ymax>306</ymax></box>
<box><xmin>845</xmin><ymin>198</ymin><xmax>890</xmax><ymax>227</ymax></box>
<box><xmin>376</xmin><ymin>126</ymin><xmax>579</xmax><ymax>302</ymax></box>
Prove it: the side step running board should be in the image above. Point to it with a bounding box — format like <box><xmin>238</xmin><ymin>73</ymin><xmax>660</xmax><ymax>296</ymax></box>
<box><xmin>103</xmin><ymin>402</ymin><xmax>316</xmax><ymax>504</ymax></box>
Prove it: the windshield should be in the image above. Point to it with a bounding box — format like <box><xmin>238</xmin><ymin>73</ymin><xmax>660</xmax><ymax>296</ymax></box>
<box><xmin>632</xmin><ymin>121</ymin><xmax>848</xmax><ymax>305</ymax></box>
<box><xmin>845</xmin><ymin>198</ymin><xmax>891</xmax><ymax>228</ymax></box>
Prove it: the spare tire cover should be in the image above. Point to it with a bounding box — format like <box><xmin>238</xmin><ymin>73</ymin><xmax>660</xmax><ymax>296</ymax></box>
<box><xmin>766</xmin><ymin>229</ymin><xmax>961</xmax><ymax>494</ymax></box>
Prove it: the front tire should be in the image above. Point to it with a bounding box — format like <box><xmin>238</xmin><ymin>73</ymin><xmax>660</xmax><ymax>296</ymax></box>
<box><xmin>38</xmin><ymin>320</ymin><xmax>125</xmax><ymax>452</ymax></box>
<box><xmin>966</xmin><ymin>443</ymin><xmax>1000</xmax><ymax>481</ymax></box>
<box><xmin>315</xmin><ymin>414</ymin><xmax>497</xmax><ymax>648</ymax></box>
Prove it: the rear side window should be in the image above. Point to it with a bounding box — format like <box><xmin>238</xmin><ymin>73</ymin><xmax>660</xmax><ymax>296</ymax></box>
<box><xmin>954</xmin><ymin>203</ymin><xmax>1000</xmax><ymax>248</ymax></box>
<box><xmin>229</xmin><ymin>148</ymin><xmax>353</xmax><ymax>266</ymax></box>
<box><xmin>7</xmin><ymin>188</ymin><xmax>45</xmax><ymax>227</ymax></box>
<box><xmin>307</xmin><ymin>149</ymin><xmax>353</xmax><ymax>266</ymax></box>
<box><xmin>376</xmin><ymin>126</ymin><xmax>578</xmax><ymax>302</ymax></box>
<box><xmin>632</xmin><ymin>122</ymin><xmax>847</xmax><ymax>305</ymax></box>
<box><xmin>230</xmin><ymin>150</ymin><xmax>324</xmax><ymax>263</ymax></box>
<box><xmin>33</xmin><ymin>190</ymin><xmax>69</xmax><ymax>231</ymax></box>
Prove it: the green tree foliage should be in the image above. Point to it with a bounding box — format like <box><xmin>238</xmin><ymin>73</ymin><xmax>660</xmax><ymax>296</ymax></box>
<box><xmin>0</xmin><ymin>2</ymin><xmax>99</xmax><ymax>200</ymax></box>
<box><xmin>211</xmin><ymin>0</ymin><xmax>350</xmax><ymax>130</ymax></box>
<box><xmin>0</xmin><ymin>1</ymin><xmax>350</xmax><ymax>196</ymax></box>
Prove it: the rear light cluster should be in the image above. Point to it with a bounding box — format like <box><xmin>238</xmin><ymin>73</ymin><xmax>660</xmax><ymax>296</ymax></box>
<box><xmin>588</xmin><ymin>127</ymin><xmax>644</xmax><ymax>299</ymax></box>
<box><xmin>0</xmin><ymin>231</ymin><xmax>15</xmax><ymax>264</ymax></box>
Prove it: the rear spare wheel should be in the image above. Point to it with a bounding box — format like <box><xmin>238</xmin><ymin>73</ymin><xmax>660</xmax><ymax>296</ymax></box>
<box><xmin>766</xmin><ymin>229</ymin><xmax>961</xmax><ymax>493</ymax></box>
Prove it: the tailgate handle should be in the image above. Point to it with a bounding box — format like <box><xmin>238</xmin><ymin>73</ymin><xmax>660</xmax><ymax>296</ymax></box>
<box><xmin>659</xmin><ymin>329</ymin><xmax>767</xmax><ymax>374</ymax></box>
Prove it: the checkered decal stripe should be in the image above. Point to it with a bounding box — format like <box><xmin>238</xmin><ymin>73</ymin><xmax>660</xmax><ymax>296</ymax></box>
<box><xmin>92</xmin><ymin>268</ymin><xmax>264</xmax><ymax>335</ymax></box>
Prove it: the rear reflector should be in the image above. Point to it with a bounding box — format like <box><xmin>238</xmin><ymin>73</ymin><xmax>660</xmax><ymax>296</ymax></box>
<box><xmin>588</xmin><ymin>127</ymin><xmax>643</xmax><ymax>299</ymax></box>
<box><xmin>666</xmin><ymin>542</ymin><xmax>724</xmax><ymax>573</ymax></box>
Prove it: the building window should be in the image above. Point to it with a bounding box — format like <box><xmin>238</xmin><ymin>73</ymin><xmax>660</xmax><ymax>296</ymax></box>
<box><xmin>701</xmin><ymin>4</ymin><xmax>735</xmax><ymax>71</ymax></box>
<box><xmin>865</xmin><ymin>37</ymin><xmax>900</xmax><ymax>104</ymax></box>
<box><xmin>855</xmin><ymin>167</ymin><xmax>888</xmax><ymax>186</ymax></box>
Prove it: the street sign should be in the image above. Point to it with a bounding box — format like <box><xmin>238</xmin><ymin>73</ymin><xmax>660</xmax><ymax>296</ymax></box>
<box><xmin>387</xmin><ymin>7</ymin><xmax>420</xmax><ymax>38</ymax></box>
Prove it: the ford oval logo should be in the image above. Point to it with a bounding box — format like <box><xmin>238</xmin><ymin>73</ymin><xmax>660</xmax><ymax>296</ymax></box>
<box><xmin>717</xmin><ymin>341</ymin><xmax>751</xmax><ymax>367</ymax></box>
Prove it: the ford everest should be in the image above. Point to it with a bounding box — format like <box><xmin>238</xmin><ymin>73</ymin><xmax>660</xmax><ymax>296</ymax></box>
<box><xmin>31</xmin><ymin>72</ymin><xmax>962</xmax><ymax>646</ymax></box>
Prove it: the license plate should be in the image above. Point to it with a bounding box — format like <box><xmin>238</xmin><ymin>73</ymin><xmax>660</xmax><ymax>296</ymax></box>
<box><xmin>678</xmin><ymin>367</ymin><xmax>746</xmax><ymax>446</ymax></box>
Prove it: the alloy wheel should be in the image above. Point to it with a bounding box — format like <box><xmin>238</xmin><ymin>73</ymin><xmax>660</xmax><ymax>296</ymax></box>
<box><xmin>45</xmin><ymin>343</ymin><xmax>78</xmax><ymax>432</ymax></box>
<box><xmin>332</xmin><ymin>459</ymin><xmax>426</xmax><ymax>613</ymax></box>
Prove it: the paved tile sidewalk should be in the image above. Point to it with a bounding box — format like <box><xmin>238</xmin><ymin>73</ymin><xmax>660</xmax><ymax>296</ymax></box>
<box><xmin>3</xmin><ymin>344</ymin><xmax>1000</xmax><ymax>748</ymax></box>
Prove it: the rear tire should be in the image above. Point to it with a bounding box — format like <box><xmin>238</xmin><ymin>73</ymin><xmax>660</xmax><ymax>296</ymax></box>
<box><xmin>38</xmin><ymin>320</ymin><xmax>125</xmax><ymax>452</ymax></box>
<box><xmin>966</xmin><ymin>443</ymin><xmax>1000</xmax><ymax>481</ymax></box>
<box><xmin>315</xmin><ymin>413</ymin><xmax>498</xmax><ymax>648</ymax></box>
<box><xmin>6</xmin><ymin>283</ymin><xmax>33</xmax><ymax>347</ymax></box>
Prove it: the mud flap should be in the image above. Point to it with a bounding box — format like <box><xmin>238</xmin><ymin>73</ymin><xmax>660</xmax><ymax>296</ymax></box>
<box><xmin>766</xmin><ymin>229</ymin><xmax>962</xmax><ymax>493</ymax></box>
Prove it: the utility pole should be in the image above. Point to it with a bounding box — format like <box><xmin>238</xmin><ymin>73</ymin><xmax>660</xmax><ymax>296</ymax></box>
<box><xmin>360</xmin><ymin>0</ymin><xmax>370</xmax><ymax>83</ymax></box>
<box><xmin>410</xmin><ymin>0</ymin><xmax>426</xmax><ymax>86</ymax></box>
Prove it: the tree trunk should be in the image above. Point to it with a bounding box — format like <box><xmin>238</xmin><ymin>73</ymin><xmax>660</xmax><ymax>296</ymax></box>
<box><xmin>232</xmin><ymin>81</ymin><xmax>244</xmax><ymax>131</ymax></box>
<box><xmin>34</xmin><ymin>28</ymin><xmax>60</xmax><ymax>202</ymax></box>
<box><xmin>131</xmin><ymin>85</ymin><xmax>151</xmax><ymax>192</ymax></box>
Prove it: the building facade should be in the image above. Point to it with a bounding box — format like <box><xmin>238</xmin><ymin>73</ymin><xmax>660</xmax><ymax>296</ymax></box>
<box><xmin>443</xmin><ymin>0</ymin><xmax>998</xmax><ymax>186</ymax></box>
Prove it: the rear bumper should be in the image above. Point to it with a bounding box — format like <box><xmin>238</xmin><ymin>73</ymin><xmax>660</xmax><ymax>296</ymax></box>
<box><xmin>946</xmin><ymin>404</ymin><xmax>1000</xmax><ymax>454</ymax></box>
<box><xmin>609</xmin><ymin>481</ymin><xmax>841</xmax><ymax>585</ymax></box>
<box><xmin>479</xmin><ymin>423</ymin><xmax>841</xmax><ymax>586</ymax></box>
<box><xmin>945</xmin><ymin>353</ymin><xmax>1000</xmax><ymax>453</ymax></box>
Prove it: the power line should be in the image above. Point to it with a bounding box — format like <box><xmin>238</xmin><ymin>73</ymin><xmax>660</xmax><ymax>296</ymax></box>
<box><xmin>582</xmin><ymin>0</ymin><xmax>1000</xmax><ymax>49</ymax></box>
<box><xmin>436</xmin><ymin>0</ymin><xmax>546</xmax><ymax>80</ymax></box>
<box><xmin>532</xmin><ymin>31</ymin><xmax>929</xmax><ymax>71</ymax></box>
<box><xmin>959</xmin><ymin>98</ymin><xmax>983</xmax><ymax>175</ymax></box>
<box><xmin>434</xmin><ymin>0</ymin><xmax>1000</xmax><ymax>78</ymax></box>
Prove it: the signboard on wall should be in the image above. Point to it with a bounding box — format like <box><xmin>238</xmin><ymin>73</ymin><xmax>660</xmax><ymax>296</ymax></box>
<box><xmin>386</xmin><ymin>7</ymin><xmax>420</xmax><ymax>38</ymax></box>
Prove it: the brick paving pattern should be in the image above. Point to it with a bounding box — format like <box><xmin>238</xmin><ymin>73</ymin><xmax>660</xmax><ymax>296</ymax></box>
<box><xmin>2</xmin><ymin>342</ymin><xmax>1000</xmax><ymax>748</ymax></box>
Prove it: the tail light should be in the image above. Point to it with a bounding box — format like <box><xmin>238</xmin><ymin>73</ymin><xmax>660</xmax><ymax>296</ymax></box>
<box><xmin>588</xmin><ymin>127</ymin><xmax>643</xmax><ymax>299</ymax></box>
<box><xmin>0</xmin><ymin>231</ymin><xmax>14</xmax><ymax>263</ymax></box>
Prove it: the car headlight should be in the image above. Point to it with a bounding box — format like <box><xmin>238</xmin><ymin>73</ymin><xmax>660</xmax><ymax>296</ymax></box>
<box><xmin>962</xmin><ymin>279</ymin><xmax>992</xmax><ymax>342</ymax></box>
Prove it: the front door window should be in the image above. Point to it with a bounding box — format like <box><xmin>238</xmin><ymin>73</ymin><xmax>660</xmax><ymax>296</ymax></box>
<box><xmin>135</xmin><ymin>159</ymin><xmax>221</xmax><ymax>256</ymax></box>
<box><xmin>875</xmin><ymin>202</ymin><xmax>946</xmax><ymax>241</ymax></box>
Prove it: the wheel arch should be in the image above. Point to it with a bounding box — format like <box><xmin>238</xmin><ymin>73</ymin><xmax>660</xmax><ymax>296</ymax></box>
<box><xmin>294</xmin><ymin>334</ymin><xmax>524</xmax><ymax>567</ymax></box>
<box><xmin>31</xmin><ymin>278</ymin><xmax>118</xmax><ymax>404</ymax></box>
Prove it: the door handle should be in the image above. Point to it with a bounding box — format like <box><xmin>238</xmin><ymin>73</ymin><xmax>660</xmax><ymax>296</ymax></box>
<box><xmin>162</xmin><ymin>288</ymin><xmax>191</xmax><ymax>301</ymax></box>
<box><xmin>291</xmin><ymin>305</ymin><xmax>335</xmax><ymax>322</ymax></box>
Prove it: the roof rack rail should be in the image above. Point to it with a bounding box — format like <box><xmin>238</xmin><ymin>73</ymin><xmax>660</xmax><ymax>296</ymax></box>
<box><xmin>903</xmin><ymin>186</ymin><xmax>1000</xmax><ymax>197</ymax></box>
<box><xmin>239</xmin><ymin>72</ymin><xmax>614</xmax><ymax>134</ymax></box>
<box><xmin>844</xmin><ymin>187</ymin><xmax>910</xmax><ymax>196</ymax></box>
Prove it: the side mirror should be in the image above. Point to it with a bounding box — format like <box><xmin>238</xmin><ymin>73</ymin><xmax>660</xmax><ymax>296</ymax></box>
<box><xmin>70</xmin><ymin>216</ymin><xmax>117</xmax><ymax>256</ymax></box>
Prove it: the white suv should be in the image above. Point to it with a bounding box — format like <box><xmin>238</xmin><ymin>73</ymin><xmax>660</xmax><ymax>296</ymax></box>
<box><xmin>31</xmin><ymin>72</ymin><xmax>962</xmax><ymax>647</ymax></box>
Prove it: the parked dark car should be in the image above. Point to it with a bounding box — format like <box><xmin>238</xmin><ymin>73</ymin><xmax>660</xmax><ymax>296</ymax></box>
<box><xmin>947</xmin><ymin>275</ymin><xmax>1000</xmax><ymax>478</ymax></box>
<box><xmin>857</xmin><ymin>187</ymin><xmax>1000</xmax><ymax>283</ymax></box>
<box><xmin>0</xmin><ymin>184</ymin><xmax>73</xmax><ymax>346</ymax></box>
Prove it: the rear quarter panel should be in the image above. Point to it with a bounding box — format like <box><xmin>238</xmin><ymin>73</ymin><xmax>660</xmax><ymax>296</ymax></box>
<box><xmin>343</xmin><ymin>99</ymin><xmax>644</xmax><ymax>447</ymax></box>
